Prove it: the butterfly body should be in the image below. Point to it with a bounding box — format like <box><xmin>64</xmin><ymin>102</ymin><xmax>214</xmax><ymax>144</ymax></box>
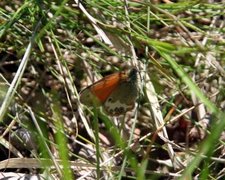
<box><xmin>80</xmin><ymin>68</ymin><xmax>138</xmax><ymax>116</ymax></box>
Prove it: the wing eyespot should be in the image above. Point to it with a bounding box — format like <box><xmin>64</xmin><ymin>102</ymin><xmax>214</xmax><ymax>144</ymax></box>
<box><xmin>108</xmin><ymin>97</ymin><xmax>113</xmax><ymax>102</ymax></box>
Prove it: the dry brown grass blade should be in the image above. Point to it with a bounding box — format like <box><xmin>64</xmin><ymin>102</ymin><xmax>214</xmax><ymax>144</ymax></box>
<box><xmin>144</xmin><ymin>73</ymin><xmax>184</xmax><ymax>169</ymax></box>
<box><xmin>74</xmin><ymin>0</ymin><xmax>112</xmax><ymax>45</ymax></box>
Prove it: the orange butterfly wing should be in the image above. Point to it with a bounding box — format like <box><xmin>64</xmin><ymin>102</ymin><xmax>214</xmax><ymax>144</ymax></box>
<box><xmin>89</xmin><ymin>71</ymin><xmax>127</xmax><ymax>103</ymax></box>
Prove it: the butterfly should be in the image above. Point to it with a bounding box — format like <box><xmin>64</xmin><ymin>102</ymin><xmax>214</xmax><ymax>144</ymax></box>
<box><xmin>80</xmin><ymin>68</ymin><xmax>139</xmax><ymax>116</ymax></box>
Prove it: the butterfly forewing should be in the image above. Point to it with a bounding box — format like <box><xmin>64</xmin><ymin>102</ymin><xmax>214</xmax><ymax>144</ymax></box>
<box><xmin>80</xmin><ymin>71</ymin><xmax>127</xmax><ymax>106</ymax></box>
<box><xmin>90</xmin><ymin>72</ymin><xmax>125</xmax><ymax>103</ymax></box>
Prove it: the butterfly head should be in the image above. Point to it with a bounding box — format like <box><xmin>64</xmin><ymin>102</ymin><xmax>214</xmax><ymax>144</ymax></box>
<box><xmin>128</xmin><ymin>68</ymin><xmax>138</xmax><ymax>83</ymax></box>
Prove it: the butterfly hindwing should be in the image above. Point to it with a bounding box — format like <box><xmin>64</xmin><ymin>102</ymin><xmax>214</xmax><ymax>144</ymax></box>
<box><xmin>103</xmin><ymin>69</ymin><xmax>138</xmax><ymax>116</ymax></box>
